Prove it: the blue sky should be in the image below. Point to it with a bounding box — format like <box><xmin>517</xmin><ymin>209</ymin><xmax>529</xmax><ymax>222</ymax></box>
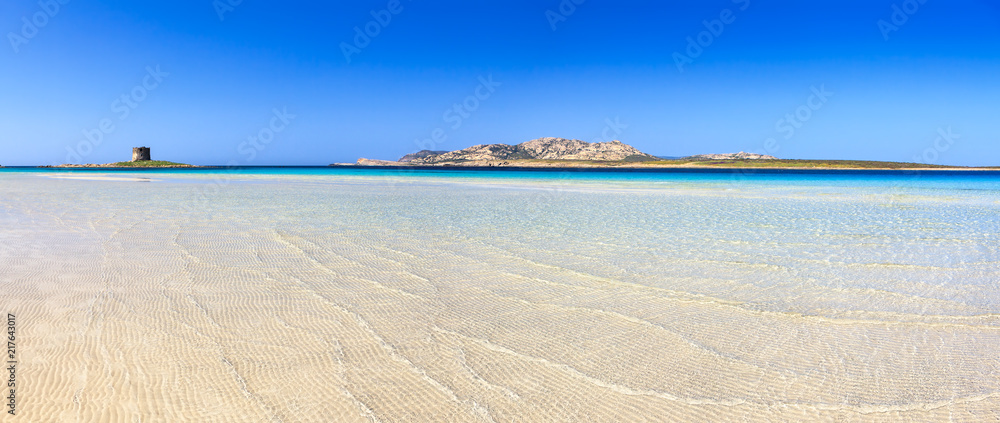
<box><xmin>1</xmin><ymin>0</ymin><xmax>998</xmax><ymax>166</ymax></box>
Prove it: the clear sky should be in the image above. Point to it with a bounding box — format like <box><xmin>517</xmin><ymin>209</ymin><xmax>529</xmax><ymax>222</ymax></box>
<box><xmin>1</xmin><ymin>0</ymin><xmax>998</xmax><ymax>166</ymax></box>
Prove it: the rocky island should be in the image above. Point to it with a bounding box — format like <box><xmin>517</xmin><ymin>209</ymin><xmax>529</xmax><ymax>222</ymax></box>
<box><xmin>357</xmin><ymin>138</ymin><xmax>658</xmax><ymax>167</ymax></box>
<box><xmin>44</xmin><ymin>147</ymin><xmax>198</xmax><ymax>168</ymax></box>
<box><xmin>350</xmin><ymin>138</ymin><xmax>994</xmax><ymax>170</ymax></box>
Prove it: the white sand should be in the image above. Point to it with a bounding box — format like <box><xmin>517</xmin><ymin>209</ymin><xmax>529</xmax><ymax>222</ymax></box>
<box><xmin>1</xmin><ymin>172</ymin><xmax>998</xmax><ymax>422</ymax></box>
<box><xmin>44</xmin><ymin>175</ymin><xmax>157</xmax><ymax>182</ymax></box>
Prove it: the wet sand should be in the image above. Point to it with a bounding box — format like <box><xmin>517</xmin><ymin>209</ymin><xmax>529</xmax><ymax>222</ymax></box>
<box><xmin>1</xmin><ymin>171</ymin><xmax>998</xmax><ymax>422</ymax></box>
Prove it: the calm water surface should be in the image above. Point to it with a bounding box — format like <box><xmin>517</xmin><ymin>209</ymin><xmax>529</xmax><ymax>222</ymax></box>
<box><xmin>1</xmin><ymin>167</ymin><xmax>998</xmax><ymax>421</ymax></box>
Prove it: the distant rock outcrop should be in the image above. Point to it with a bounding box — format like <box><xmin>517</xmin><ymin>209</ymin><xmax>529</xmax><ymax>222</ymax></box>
<box><xmin>401</xmin><ymin>138</ymin><xmax>657</xmax><ymax>165</ymax></box>
<box><xmin>684</xmin><ymin>152</ymin><xmax>778</xmax><ymax>161</ymax></box>
<box><xmin>398</xmin><ymin>150</ymin><xmax>448</xmax><ymax>162</ymax></box>
<box><xmin>356</xmin><ymin>158</ymin><xmax>405</xmax><ymax>166</ymax></box>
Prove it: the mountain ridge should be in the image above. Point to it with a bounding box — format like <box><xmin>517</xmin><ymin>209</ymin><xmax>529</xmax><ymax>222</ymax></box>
<box><xmin>359</xmin><ymin>137</ymin><xmax>659</xmax><ymax>166</ymax></box>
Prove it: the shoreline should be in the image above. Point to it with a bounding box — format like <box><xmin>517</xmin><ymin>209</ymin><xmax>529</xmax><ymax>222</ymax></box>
<box><xmin>40</xmin><ymin>165</ymin><xmax>203</xmax><ymax>169</ymax></box>
<box><xmin>349</xmin><ymin>157</ymin><xmax>1000</xmax><ymax>171</ymax></box>
<box><xmin>5</xmin><ymin>171</ymin><xmax>999</xmax><ymax>421</ymax></box>
<box><xmin>335</xmin><ymin>164</ymin><xmax>1000</xmax><ymax>172</ymax></box>
<box><xmin>37</xmin><ymin>160</ymin><xmax>202</xmax><ymax>169</ymax></box>
<box><xmin>1</xmin><ymin>165</ymin><xmax>997</xmax><ymax>172</ymax></box>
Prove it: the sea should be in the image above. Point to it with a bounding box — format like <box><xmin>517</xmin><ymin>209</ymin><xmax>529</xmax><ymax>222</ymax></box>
<box><xmin>1</xmin><ymin>167</ymin><xmax>998</xmax><ymax>421</ymax></box>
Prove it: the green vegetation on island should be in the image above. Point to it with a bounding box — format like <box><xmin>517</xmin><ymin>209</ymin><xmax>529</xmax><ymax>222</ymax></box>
<box><xmin>352</xmin><ymin>139</ymin><xmax>997</xmax><ymax>170</ymax></box>
<box><xmin>42</xmin><ymin>147</ymin><xmax>198</xmax><ymax>168</ymax></box>
<box><xmin>636</xmin><ymin>159</ymin><xmax>988</xmax><ymax>169</ymax></box>
<box><xmin>45</xmin><ymin>161</ymin><xmax>197</xmax><ymax>168</ymax></box>
<box><xmin>104</xmin><ymin>160</ymin><xmax>196</xmax><ymax>168</ymax></box>
<box><xmin>436</xmin><ymin>158</ymin><xmax>991</xmax><ymax>169</ymax></box>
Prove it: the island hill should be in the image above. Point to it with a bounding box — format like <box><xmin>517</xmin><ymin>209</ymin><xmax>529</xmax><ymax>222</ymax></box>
<box><xmin>351</xmin><ymin>138</ymin><xmax>994</xmax><ymax>170</ymax></box>
<box><xmin>46</xmin><ymin>147</ymin><xmax>197</xmax><ymax>168</ymax></box>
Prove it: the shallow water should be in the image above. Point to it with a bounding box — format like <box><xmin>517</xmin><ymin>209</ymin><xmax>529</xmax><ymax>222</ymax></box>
<box><xmin>1</xmin><ymin>168</ymin><xmax>998</xmax><ymax>421</ymax></box>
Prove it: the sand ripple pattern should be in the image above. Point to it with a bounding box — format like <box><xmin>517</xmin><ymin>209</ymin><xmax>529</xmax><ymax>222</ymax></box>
<box><xmin>1</xmin><ymin>171</ymin><xmax>999</xmax><ymax>422</ymax></box>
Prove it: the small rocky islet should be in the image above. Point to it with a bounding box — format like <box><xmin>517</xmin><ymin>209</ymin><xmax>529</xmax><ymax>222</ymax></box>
<box><xmin>42</xmin><ymin>147</ymin><xmax>198</xmax><ymax>168</ymax></box>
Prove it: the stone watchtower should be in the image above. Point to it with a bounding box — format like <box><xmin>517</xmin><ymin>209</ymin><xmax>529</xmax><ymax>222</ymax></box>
<box><xmin>132</xmin><ymin>147</ymin><xmax>151</xmax><ymax>162</ymax></box>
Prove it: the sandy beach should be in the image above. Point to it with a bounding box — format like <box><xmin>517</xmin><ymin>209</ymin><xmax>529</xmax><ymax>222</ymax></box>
<box><xmin>2</xmin><ymin>170</ymin><xmax>998</xmax><ymax>422</ymax></box>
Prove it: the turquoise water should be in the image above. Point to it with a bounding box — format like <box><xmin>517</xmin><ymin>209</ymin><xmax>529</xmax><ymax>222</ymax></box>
<box><xmin>5</xmin><ymin>167</ymin><xmax>998</xmax><ymax>314</ymax></box>
<box><xmin>2</xmin><ymin>167</ymin><xmax>999</xmax><ymax>420</ymax></box>
<box><xmin>6</xmin><ymin>166</ymin><xmax>1000</xmax><ymax>188</ymax></box>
